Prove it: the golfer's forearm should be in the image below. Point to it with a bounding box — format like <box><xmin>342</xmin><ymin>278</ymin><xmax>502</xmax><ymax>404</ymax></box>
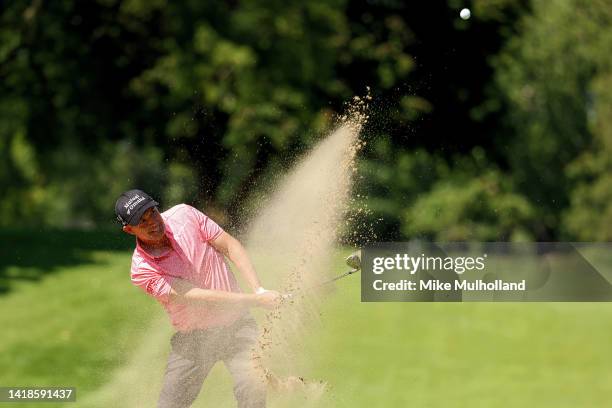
<box><xmin>169</xmin><ymin>286</ymin><xmax>258</xmax><ymax>306</ymax></box>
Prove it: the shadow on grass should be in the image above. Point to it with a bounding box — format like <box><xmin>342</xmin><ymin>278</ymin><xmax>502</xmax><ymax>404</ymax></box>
<box><xmin>0</xmin><ymin>228</ymin><xmax>134</xmax><ymax>295</ymax></box>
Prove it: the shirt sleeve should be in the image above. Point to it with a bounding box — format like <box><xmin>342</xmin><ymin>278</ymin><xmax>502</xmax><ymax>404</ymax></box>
<box><xmin>189</xmin><ymin>205</ymin><xmax>224</xmax><ymax>242</ymax></box>
<box><xmin>131</xmin><ymin>259</ymin><xmax>174</xmax><ymax>304</ymax></box>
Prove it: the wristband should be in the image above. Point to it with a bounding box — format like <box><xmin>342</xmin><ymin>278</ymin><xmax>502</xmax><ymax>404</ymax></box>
<box><xmin>255</xmin><ymin>287</ymin><xmax>267</xmax><ymax>294</ymax></box>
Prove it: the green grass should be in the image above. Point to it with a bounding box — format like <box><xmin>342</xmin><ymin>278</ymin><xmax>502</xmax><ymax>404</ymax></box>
<box><xmin>306</xmin><ymin>283</ymin><xmax>612</xmax><ymax>407</ymax></box>
<box><xmin>0</xmin><ymin>230</ymin><xmax>161</xmax><ymax>408</ymax></box>
<box><xmin>2</xmin><ymin>230</ymin><xmax>612</xmax><ymax>407</ymax></box>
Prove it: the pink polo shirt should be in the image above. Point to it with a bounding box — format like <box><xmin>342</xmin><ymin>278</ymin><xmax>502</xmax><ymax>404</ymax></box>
<box><xmin>130</xmin><ymin>204</ymin><xmax>245</xmax><ymax>331</ymax></box>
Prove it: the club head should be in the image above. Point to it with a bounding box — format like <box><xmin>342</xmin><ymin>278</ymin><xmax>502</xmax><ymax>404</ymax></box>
<box><xmin>345</xmin><ymin>251</ymin><xmax>361</xmax><ymax>272</ymax></box>
<box><xmin>313</xmin><ymin>252</ymin><xmax>363</xmax><ymax>288</ymax></box>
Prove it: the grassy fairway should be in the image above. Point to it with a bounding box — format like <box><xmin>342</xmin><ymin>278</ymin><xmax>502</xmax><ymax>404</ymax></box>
<box><xmin>305</xmin><ymin>280</ymin><xmax>612</xmax><ymax>407</ymax></box>
<box><xmin>0</xmin><ymin>230</ymin><xmax>162</xmax><ymax>408</ymax></box>
<box><xmin>2</xmin><ymin>231</ymin><xmax>612</xmax><ymax>407</ymax></box>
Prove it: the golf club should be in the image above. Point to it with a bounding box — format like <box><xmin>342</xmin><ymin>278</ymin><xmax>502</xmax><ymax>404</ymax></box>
<box><xmin>282</xmin><ymin>252</ymin><xmax>361</xmax><ymax>299</ymax></box>
<box><xmin>318</xmin><ymin>251</ymin><xmax>361</xmax><ymax>286</ymax></box>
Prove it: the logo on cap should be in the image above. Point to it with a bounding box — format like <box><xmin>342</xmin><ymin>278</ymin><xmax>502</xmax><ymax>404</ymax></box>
<box><xmin>124</xmin><ymin>194</ymin><xmax>146</xmax><ymax>215</ymax></box>
<box><xmin>115</xmin><ymin>189</ymin><xmax>159</xmax><ymax>226</ymax></box>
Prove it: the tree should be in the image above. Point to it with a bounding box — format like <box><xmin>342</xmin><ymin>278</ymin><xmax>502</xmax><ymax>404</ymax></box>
<box><xmin>490</xmin><ymin>0</ymin><xmax>612</xmax><ymax>239</ymax></box>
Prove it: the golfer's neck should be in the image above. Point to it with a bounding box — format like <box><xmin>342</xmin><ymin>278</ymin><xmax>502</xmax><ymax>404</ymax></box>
<box><xmin>139</xmin><ymin>235</ymin><xmax>171</xmax><ymax>251</ymax></box>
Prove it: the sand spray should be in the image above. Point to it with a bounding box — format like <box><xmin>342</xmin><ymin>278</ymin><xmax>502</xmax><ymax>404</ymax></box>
<box><xmin>244</xmin><ymin>95</ymin><xmax>369</xmax><ymax>403</ymax></box>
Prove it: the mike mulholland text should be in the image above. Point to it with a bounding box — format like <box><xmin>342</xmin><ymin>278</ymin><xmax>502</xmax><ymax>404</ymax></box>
<box><xmin>373</xmin><ymin>279</ymin><xmax>526</xmax><ymax>291</ymax></box>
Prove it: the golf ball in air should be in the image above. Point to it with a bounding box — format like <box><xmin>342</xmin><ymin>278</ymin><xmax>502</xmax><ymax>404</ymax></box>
<box><xmin>460</xmin><ymin>8</ymin><xmax>471</xmax><ymax>20</ymax></box>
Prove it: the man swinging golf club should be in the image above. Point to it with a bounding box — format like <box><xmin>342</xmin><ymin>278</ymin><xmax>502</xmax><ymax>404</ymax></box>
<box><xmin>115</xmin><ymin>189</ymin><xmax>281</xmax><ymax>408</ymax></box>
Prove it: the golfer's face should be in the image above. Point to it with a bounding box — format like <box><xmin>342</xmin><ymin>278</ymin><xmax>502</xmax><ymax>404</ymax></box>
<box><xmin>135</xmin><ymin>207</ymin><xmax>165</xmax><ymax>240</ymax></box>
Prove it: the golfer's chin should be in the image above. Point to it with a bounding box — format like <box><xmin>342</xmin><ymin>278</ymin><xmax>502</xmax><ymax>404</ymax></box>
<box><xmin>147</xmin><ymin>229</ymin><xmax>165</xmax><ymax>241</ymax></box>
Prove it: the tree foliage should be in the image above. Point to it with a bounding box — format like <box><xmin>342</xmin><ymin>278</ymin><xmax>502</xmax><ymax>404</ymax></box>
<box><xmin>0</xmin><ymin>0</ymin><xmax>609</xmax><ymax>241</ymax></box>
<box><xmin>1</xmin><ymin>0</ymin><xmax>414</xmax><ymax>228</ymax></box>
<box><xmin>490</xmin><ymin>0</ymin><xmax>612</xmax><ymax>239</ymax></box>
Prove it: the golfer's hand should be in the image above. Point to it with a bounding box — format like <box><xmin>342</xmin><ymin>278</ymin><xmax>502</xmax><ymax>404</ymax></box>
<box><xmin>255</xmin><ymin>290</ymin><xmax>282</xmax><ymax>309</ymax></box>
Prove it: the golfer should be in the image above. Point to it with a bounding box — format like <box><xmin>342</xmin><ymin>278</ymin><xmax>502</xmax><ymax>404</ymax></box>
<box><xmin>115</xmin><ymin>189</ymin><xmax>280</xmax><ymax>408</ymax></box>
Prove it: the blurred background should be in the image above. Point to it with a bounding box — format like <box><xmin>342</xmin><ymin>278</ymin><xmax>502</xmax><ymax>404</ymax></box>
<box><xmin>3</xmin><ymin>0</ymin><xmax>612</xmax><ymax>407</ymax></box>
<box><xmin>3</xmin><ymin>0</ymin><xmax>611</xmax><ymax>241</ymax></box>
